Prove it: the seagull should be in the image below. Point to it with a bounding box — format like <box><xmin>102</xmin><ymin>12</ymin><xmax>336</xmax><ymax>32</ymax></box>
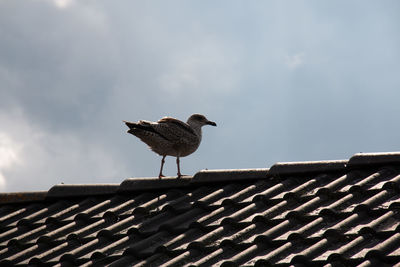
<box><xmin>123</xmin><ymin>114</ymin><xmax>216</xmax><ymax>179</ymax></box>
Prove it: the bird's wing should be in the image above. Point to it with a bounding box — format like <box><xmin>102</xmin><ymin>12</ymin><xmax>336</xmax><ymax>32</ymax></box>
<box><xmin>123</xmin><ymin>120</ymin><xmax>170</xmax><ymax>141</ymax></box>
<box><xmin>158</xmin><ymin>117</ymin><xmax>196</xmax><ymax>134</ymax></box>
<box><xmin>155</xmin><ymin>117</ymin><xmax>197</xmax><ymax>143</ymax></box>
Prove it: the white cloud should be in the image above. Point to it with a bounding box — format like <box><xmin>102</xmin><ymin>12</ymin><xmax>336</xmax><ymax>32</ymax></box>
<box><xmin>52</xmin><ymin>0</ymin><xmax>74</xmax><ymax>9</ymax></box>
<box><xmin>0</xmin><ymin>132</ymin><xmax>22</xmax><ymax>191</ymax></box>
<box><xmin>158</xmin><ymin>40</ymin><xmax>240</xmax><ymax>95</ymax></box>
<box><xmin>285</xmin><ymin>52</ymin><xmax>305</xmax><ymax>69</ymax></box>
<box><xmin>0</xmin><ymin>109</ymin><xmax>127</xmax><ymax>192</ymax></box>
<box><xmin>0</xmin><ymin>133</ymin><xmax>20</xmax><ymax>167</ymax></box>
<box><xmin>0</xmin><ymin>174</ymin><xmax>6</xmax><ymax>191</ymax></box>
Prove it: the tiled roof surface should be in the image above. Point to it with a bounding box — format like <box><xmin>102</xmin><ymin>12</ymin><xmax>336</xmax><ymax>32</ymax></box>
<box><xmin>1</xmin><ymin>152</ymin><xmax>400</xmax><ymax>266</ymax></box>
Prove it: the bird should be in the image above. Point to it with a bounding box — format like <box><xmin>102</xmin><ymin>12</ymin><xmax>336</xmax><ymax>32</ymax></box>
<box><xmin>123</xmin><ymin>114</ymin><xmax>216</xmax><ymax>179</ymax></box>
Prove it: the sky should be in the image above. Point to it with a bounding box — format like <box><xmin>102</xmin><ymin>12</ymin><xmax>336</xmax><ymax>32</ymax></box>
<box><xmin>0</xmin><ymin>1</ymin><xmax>399</xmax><ymax>192</ymax></box>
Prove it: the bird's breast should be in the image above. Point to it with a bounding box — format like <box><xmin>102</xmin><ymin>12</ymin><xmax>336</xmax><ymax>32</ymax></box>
<box><xmin>171</xmin><ymin>140</ymin><xmax>201</xmax><ymax>157</ymax></box>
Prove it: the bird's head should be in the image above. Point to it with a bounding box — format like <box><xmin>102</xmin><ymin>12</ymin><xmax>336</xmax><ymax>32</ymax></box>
<box><xmin>187</xmin><ymin>114</ymin><xmax>217</xmax><ymax>127</ymax></box>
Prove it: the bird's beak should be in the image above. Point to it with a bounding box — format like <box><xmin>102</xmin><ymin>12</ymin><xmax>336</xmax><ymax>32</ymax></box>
<box><xmin>207</xmin><ymin>120</ymin><xmax>217</xmax><ymax>126</ymax></box>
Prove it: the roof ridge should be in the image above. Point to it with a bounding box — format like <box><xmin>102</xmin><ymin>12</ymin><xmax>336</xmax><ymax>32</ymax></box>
<box><xmin>118</xmin><ymin>169</ymin><xmax>269</xmax><ymax>193</ymax></box>
<box><xmin>46</xmin><ymin>184</ymin><xmax>119</xmax><ymax>199</ymax></box>
<box><xmin>193</xmin><ymin>168</ymin><xmax>268</xmax><ymax>183</ymax></box>
<box><xmin>118</xmin><ymin>176</ymin><xmax>192</xmax><ymax>193</ymax></box>
<box><xmin>2</xmin><ymin>151</ymin><xmax>400</xmax><ymax>203</ymax></box>
<box><xmin>0</xmin><ymin>191</ymin><xmax>47</xmax><ymax>204</ymax></box>
<box><xmin>268</xmin><ymin>160</ymin><xmax>348</xmax><ymax>176</ymax></box>
<box><xmin>348</xmin><ymin>152</ymin><xmax>400</xmax><ymax>167</ymax></box>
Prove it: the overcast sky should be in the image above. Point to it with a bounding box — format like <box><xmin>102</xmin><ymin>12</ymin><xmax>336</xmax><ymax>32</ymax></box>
<box><xmin>0</xmin><ymin>1</ymin><xmax>399</xmax><ymax>192</ymax></box>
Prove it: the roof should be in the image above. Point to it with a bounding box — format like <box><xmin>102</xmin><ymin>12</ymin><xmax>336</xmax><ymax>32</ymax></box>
<box><xmin>1</xmin><ymin>152</ymin><xmax>400</xmax><ymax>266</ymax></box>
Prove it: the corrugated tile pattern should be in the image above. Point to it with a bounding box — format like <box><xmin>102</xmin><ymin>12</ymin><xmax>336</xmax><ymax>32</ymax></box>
<box><xmin>1</xmin><ymin>153</ymin><xmax>400</xmax><ymax>266</ymax></box>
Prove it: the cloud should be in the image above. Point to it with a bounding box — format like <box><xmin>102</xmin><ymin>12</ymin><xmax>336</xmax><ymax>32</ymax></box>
<box><xmin>0</xmin><ymin>1</ymin><xmax>118</xmax><ymax>129</ymax></box>
<box><xmin>285</xmin><ymin>53</ymin><xmax>305</xmax><ymax>69</ymax></box>
<box><xmin>0</xmin><ymin>134</ymin><xmax>20</xmax><ymax>168</ymax></box>
<box><xmin>0</xmin><ymin>132</ymin><xmax>21</xmax><ymax>191</ymax></box>
<box><xmin>51</xmin><ymin>0</ymin><xmax>75</xmax><ymax>9</ymax></box>
<box><xmin>158</xmin><ymin>39</ymin><xmax>240</xmax><ymax>96</ymax></box>
<box><xmin>0</xmin><ymin>174</ymin><xmax>6</xmax><ymax>192</ymax></box>
<box><xmin>0</xmin><ymin>108</ymin><xmax>129</xmax><ymax>191</ymax></box>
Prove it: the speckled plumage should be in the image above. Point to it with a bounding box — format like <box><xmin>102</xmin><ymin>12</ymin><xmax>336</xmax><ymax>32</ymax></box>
<box><xmin>124</xmin><ymin>114</ymin><xmax>216</xmax><ymax>178</ymax></box>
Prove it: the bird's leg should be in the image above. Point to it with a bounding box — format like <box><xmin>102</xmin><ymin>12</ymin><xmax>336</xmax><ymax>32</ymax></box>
<box><xmin>176</xmin><ymin>156</ymin><xmax>182</xmax><ymax>178</ymax></box>
<box><xmin>159</xmin><ymin>155</ymin><xmax>166</xmax><ymax>179</ymax></box>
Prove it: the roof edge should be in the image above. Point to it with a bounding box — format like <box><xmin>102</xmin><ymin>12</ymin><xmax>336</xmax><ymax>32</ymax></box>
<box><xmin>118</xmin><ymin>169</ymin><xmax>269</xmax><ymax>192</ymax></box>
<box><xmin>46</xmin><ymin>184</ymin><xmax>119</xmax><ymax>199</ymax></box>
<box><xmin>268</xmin><ymin>160</ymin><xmax>348</xmax><ymax>176</ymax></box>
<box><xmin>4</xmin><ymin>151</ymin><xmax>400</xmax><ymax>202</ymax></box>
<box><xmin>0</xmin><ymin>191</ymin><xmax>47</xmax><ymax>204</ymax></box>
<box><xmin>192</xmin><ymin>169</ymin><xmax>268</xmax><ymax>183</ymax></box>
<box><xmin>347</xmin><ymin>152</ymin><xmax>400</xmax><ymax>167</ymax></box>
<box><xmin>118</xmin><ymin>176</ymin><xmax>192</xmax><ymax>193</ymax></box>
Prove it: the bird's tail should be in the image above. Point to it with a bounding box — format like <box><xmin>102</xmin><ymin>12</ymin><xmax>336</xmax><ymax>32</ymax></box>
<box><xmin>123</xmin><ymin>120</ymin><xmax>153</xmax><ymax>135</ymax></box>
<box><xmin>123</xmin><ymin>120</ymin><xmax>137</xmax><ymax>129</ymax></box>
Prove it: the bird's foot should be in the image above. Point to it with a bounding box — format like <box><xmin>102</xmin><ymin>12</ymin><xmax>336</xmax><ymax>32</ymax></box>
<box><xmin>158</xmin><ymin>174</ymin><xmax>165</xmax><ymax>179</ymax></box>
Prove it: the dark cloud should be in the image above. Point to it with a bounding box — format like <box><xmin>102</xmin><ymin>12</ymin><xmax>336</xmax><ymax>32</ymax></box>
<box><xmin>0</xmin><ymin>1</ymin><xmax>119</xmax><ymax>131</ymax></box>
